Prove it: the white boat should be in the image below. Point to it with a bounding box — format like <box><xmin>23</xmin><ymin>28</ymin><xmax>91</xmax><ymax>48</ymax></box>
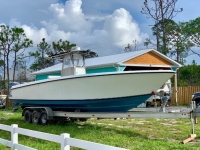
<box><xmin>10</xmin><ymin>47</ymin><xmax>175</xmax><ymax>112</ymax></box>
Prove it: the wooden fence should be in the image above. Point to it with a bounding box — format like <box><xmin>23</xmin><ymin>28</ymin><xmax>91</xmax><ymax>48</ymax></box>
<box><xmin>171</xmin><ymin>86</ymin><xmax>200</xmax><ymax>105</ymax></box>
<box><xmin>0</xmin><ymin>124</ymin><xmax>126</xmax><ymax>150</ymax></box>
<box><xmin>4</xmin><ymin>86</ymin><xmax>200</xmax><ymax>107</ymax></box>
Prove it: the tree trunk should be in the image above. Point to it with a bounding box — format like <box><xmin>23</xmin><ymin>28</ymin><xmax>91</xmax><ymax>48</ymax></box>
<box><xmin>160</xmin><ymin>0</ymin><xmax>167</xmax><ymax>55</ymax></box>
<box><xmin>6</xmin><ymin>52</ymin><xmax>10</xmax><ymax>93</ymax></box>
<box><xmin>155</xmin><ymin>21</ymin><xmax>160</xmax><ymax>51</ymax></box>
<box><xmin>42</xmin><ymin>49</ymin><xmax>44</xmax><ymax>69</ymax></box>
<box><xmin>13</xmin><ymin>52</ymin><xmax>17</xmax><ymax>82</ymax></box>
<box><xmin>3</xmin><ymin>51</ymin><xmax>6</xmax><ymax>80</ymax></box>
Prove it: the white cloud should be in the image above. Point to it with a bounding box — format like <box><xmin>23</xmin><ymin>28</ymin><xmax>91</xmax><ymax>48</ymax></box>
<box><xmin>8</xmin><ymin>19</ymin><xmax>49</xmax><ymax>47</ymax></box>
<box><xmin>8</xmin><ymin>0</ymin><xmax>146</xmax><ymax>57</ymax></box>
<box><xmin>103</xmin><ymin>8</ymin><xmax>145</xmax><ymax>47</ymax></box>
<box><xmin>0</xmin><ymin>0</ymin><xmax>199</xmax><ymax>65</ymax></box>
<box><xmin>43</xmin><ymin>0</ymin><xmax>92</xmax><ymax>32</ymax></box>
<box><xmin>22</xmin><ymin>26</ymin><xmax>49</xmax><ymax>46</ymax></box>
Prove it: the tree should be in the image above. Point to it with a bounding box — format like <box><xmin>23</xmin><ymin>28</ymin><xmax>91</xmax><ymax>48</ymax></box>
<box><xmin>0</xmin><ymin>51</ymin><xmax>4</xmax><ymax>77</ymax></box>
<box><xmin>141</xmin><ymin>0</ymin><xmax>183</xmax><ymax>54</ymax></box>
<box><xmin>184</xmin><ymin>17</ymin><xmax>200</xmax><ymax>46</ymax></box>
<box><xmin>11</xmin><ymin>28</ymin><xmax>33</xmax><ymax>81</ymax></box>
<box><xmin>0</xmin><ymin>25</ymin><xmax>32</xmax><ymax>92</ymax></box>
<box><xmin>178</xmin><ymin>60</ymin><xmax>200</xmax><ymax>86</ymax></box>
<box><xmin>167</xmin><ymin>21</ymin><xmax>194</xmax><ymax>63</ymax></box>
<box><xmin>144</xmin><ymin>38</ymin><xmax>157</xmax><ymax>49</ymax></box>
<box><xmin>16</xmin><ymin>58</ymin><xmax>27</xmax><ymax>83</ymax></box>
<box><xmin>184</xmin><ymin>17</ymin><xmax>200</xmax><ymax>57</ymax></box>
<box><xmin>30</xmin><ymin>38</ymin><xmax>54</xmax><ymax>71</ymax></box>
<box><xmin>52</xmin><ymin>39</ymin><xmax>76</xmax><ymax>53</ymax></box>
<box><xmin>124</xmin><ymin>39</ymin><xmax>139</xmax><ymax>52</ymax></box>
<box><xmin>152</xmin><ymin>19</ymin><xmax>194</xmax><ymax>63</ymax></box>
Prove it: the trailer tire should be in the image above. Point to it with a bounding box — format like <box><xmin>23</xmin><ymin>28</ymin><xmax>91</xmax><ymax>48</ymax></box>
<box><xmin>32</xmin><ymin>110</ymin><xmax>41</xmax><ymax>124</ymax></box>
<box><xmin>40</xmin><ymin>111</ymin><xmax>48</xmax><ymax>125</ymax></box>
<box><xmin>24</xmin><ymin>110</ymin><xmax>32</xmax><ymax>123</ymax></box>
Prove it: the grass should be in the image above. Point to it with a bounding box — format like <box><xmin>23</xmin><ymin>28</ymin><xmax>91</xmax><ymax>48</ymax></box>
<box><xmin>0</xmin><ymin>108</ymin><xmax>200</xmax><ymax>150</ymax></box>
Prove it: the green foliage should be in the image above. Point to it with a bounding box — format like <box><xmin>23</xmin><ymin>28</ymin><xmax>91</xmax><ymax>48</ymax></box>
<box><xmin>0</xmin><ymin>80</ymin><xmax>7</xmax><ymax>90</ymax></box>
<box><xmin>0</xmin><ymin>59</ymin><xmax>4</xmax><ymax>67</ymax></box>
<box><xmin>152</xmin><ymin>19</ymin><xmax>194</xmax><ymax>64</ymax></box>
<box><xmin>141</xmin><ymin>0</ymin><xmax>183</xmax><ymax>56</ymax></box>
<box><xmin>167</xmin><ymin>21</ymin><xmax>194</xmax><ymax>64</ymax></box>
<box><xmin>29</xmin><ymin>38</ymin><xmax>54</xmax><ymax>71</ymax></box>
<box><xmin>0</xmin><ymin>25</ymin><xmax>33</xmax><ymax>54</ymax></box>
<box><xmin>152</xmin><ymin>19</ymin><xmax>174</xmax><ymax>54</ymax></box>
<box><xmin>0</xmin><ymin>25</ymin><xmax>32</xmax><ymax>85</ymax></box>
<box><xmin>178</xmin><ymin>61</ymin><xmax>200</xmax><ymax>86</ymax></box>
<box><xmin>184</xmin><ymin>17</ymin><xmax>200</xmax><ymax>46</ymax></box>
<box><xmin>30</xmin><ymin>39</ymin><xmax>77</xmax><ymax>71</ymax></box>
<box><xmin>11</xmin><ymin>27</ymin><xmax>33</xmax><ymax>82</ymax></box>
<box><xmin>52</xmin><ymin>39</ymin><xmax>76</xmax><ymax>53</ymax></box>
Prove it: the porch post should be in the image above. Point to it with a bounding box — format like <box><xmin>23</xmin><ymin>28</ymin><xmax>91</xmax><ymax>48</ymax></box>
<box><xmin>174</xmin><ymin>73</ymin><xmax>178</xmax><ymax>106</ymax></box>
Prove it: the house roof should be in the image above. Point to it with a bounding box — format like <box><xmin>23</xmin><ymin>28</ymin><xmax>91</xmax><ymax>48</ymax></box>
<box><xmin>32</xmin><ymin>49</ymin><xmax>182</xmax><ymax>75</ymax></box>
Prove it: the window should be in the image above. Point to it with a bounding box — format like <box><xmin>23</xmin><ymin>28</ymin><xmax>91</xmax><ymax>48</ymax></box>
<box><xmin>63</xmin><ymin>57</ymin><xmax>72</xmax><ymax>68</ymax></box>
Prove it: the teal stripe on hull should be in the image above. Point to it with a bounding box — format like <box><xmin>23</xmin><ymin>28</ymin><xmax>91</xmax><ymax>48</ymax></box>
<box><xmin>10</xmin><ymin>94</ymin><xmax>151</xmax><ymax>112</ymax></box>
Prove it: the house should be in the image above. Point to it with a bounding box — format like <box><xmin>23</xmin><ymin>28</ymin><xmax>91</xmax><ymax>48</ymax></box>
<box><xmin>32</xmin><ymin>49</ymin><xmax>182</xmax><ymax>81</ymax></box>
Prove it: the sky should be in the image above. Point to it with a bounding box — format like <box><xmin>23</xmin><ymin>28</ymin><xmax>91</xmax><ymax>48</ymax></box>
<box><xmin>0</xmin><ymin>0</ymin><xmax>199</xmax><ymax>65</ymax></box>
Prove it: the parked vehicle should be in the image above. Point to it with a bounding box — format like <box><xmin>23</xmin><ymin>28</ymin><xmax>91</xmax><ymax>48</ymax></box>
<box><xmin>192</xmin><ymin>92</ymin><xmax>200</xmax><ymax>108</ymax></box>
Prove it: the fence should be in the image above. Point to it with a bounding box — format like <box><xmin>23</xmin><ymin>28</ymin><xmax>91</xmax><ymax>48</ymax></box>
<box><xmin>0</xmin><ymin>124</ymin><xmax>127</xmax><ymax>150</ymax></box>
<box><xmin>171</xmin><ymin>86</ymin><xmax>200</xmax><ymax>105</ymax></box>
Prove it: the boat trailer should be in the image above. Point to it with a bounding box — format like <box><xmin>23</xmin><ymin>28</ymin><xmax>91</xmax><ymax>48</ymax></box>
<box><xmin>20</xmin><ymin>101</ymin><xmax>200</xmax><ymax>144</ymax></box>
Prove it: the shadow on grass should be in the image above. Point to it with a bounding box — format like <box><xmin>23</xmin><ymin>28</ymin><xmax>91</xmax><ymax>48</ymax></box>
<box><xmin>0</xmin><ymin>116</ymin><xmax>148</xmax><ymax>139</ymax></box>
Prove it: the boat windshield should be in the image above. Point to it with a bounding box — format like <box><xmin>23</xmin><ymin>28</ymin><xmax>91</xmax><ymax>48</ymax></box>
<box><xmin>63</xmin><ymin>56</ymin><xmax>73</xmax><ymax>68</ymax></box>
<box><xmin>63</xmin><ymin>54</ymin><xmax>84</xmax><ymax>68</ymax></box>
<box><xmin>73</xmin><ymin>54</ymin><xmax>84</xmax><ymax>67</ymax></box>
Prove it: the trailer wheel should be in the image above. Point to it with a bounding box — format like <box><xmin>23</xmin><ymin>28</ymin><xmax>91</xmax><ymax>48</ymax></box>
<box><xmin>40</xmin><ymin>111</ymin><xmax>48</xmax><ymax>125</ymax></box>
<box><xmin>24</xmin><ymin>110</ymin><xmax>32</xmax><ymax>123</ymax></box>
<box><xmin>32</xmin><ymin>110</ymin><xmax>41</xmax><ymax>124</ymax></box>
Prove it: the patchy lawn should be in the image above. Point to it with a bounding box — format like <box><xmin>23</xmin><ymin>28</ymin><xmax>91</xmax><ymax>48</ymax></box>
<box><xmin>0</xmin><ymin>108</ymin><xmax>200</xmax><ymax>150</ymax></box>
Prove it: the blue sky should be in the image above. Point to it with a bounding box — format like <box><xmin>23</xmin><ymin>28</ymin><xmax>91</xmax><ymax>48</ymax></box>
<box><xmin>0</xmin><ymin>0</ymin><xmax>199</xmax><ymax>65</ymax></box>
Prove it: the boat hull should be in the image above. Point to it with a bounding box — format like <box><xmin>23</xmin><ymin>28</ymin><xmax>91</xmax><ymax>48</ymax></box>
<box><xmin>10</xmin><ymin>71</ymin><xmax>175</xmax><ymax>112</ymax></box>
<box><xmin>10</xmin><ymin>94</ymin><xmax>150</xmax><ymax>112</ymax></box>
